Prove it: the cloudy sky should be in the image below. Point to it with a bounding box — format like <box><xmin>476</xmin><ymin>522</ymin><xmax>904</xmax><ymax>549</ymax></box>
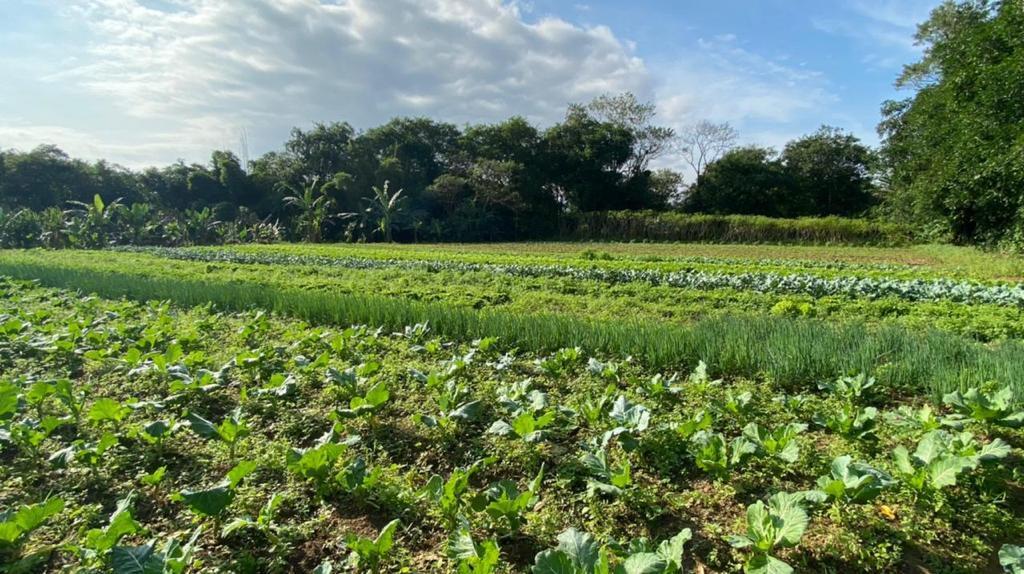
<box><xmin>0</xmin><ymin>0</ymin><xmax>940</xmax><ymax>169</ymax></box>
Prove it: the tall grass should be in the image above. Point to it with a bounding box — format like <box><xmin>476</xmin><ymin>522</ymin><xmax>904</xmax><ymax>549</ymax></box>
<box><xmin>565</xmin><ymin>211</ymin><xmax>914</xmax><ymax>246</ymax></box>
<box><xmin>2</xmin><ymin>260</ymin><xmax>1021</xmax><ymax>398</ymax></box>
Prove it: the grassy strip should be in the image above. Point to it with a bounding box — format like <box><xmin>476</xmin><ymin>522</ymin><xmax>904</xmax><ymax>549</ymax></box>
<box><xmin>564</xmin><ymin>211</ymin><xmax>914</xmax><ymax>246</ymax></box>
<box><xmin>3</xmin><ymin>259</ymin><xmax>1023</xmax><ymax>397</ymax></box>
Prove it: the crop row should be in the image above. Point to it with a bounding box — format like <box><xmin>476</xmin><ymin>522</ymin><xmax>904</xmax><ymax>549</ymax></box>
<box><xmin>4</xmin><ymin>261</ymin><xmax>1024</xmax><ymax>396</ymax></box>
<box><xmin>1</xmin><ymin>279</ymin><xmax>1022</xmax><ymax>573</ymax></box>
<box><xmin>116</xmin><ymin>246</ymin><xmax>1024</xmax><ymax>307</ymax></box>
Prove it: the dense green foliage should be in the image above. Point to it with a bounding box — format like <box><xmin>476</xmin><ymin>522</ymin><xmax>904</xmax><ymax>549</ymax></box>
<box><xmin>683</xmin><ymin>127</ymin><xmax>877</xmax><ymax>218</ymax></box>
<box><xmin>565</xmin><ymin>211</ymin><xmax>910</xmax><ymax>246</ymax></box>
<box><xmin>879</xmin><ymin>0</ymin><xmax>1024</xmax><ymax>246</ymax></box>
<box><xmin>4</xmin><ymin>250</ymin><xmax>1024</xmax><ymax>397</ymax></box>
<box><xmin>1</xmin><ymin>278</ymin><xmax>1021</xmax><ymax>572</ymax></box>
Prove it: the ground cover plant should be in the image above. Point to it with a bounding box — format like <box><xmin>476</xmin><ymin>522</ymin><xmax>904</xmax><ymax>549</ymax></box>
<box><xmin>1</xmin><ymin>278</ymin><xmax>1022</xmax><ymax>573</ymax></box>
<box><xmin>4</xmin><ymin>246</ymin><xmax>1024</xmax><ymax>345</ymax></box>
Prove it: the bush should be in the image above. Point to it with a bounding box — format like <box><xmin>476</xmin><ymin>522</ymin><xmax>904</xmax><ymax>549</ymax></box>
<box><xmin>562</xmin><ymin>211</ymin><xmax>913</xmax><ymax>246</ymax></box>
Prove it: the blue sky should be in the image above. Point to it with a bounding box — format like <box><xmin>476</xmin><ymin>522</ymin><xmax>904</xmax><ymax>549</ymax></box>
<box><xmin>0</xmin><ymin>0</ymin><xmax>939</xmax><ymax>170</ymax></box>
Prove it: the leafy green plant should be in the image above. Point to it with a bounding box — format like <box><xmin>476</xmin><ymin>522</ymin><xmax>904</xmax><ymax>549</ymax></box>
<box><xmin>531</xmin><ymin>527</ymin><xmax>692</xmax><ymax>574</ymax></box>
<box><xmin>488</xmin><ymin>410</ymin><xmax>558</xmax><ymax>443</ymax></box>
<box><xmin>185</xmin><ymin>408</ymin><xmax>250</xmax><ymax>462</ymax></box>
<box><xmin>175</xmin><ymin>460</ymin><xmax>257</xmax><ymax>520</ymax></box>
<box><xmin>1001</xmin><ymin>544</ymin><xmax>1024</xmax><ymax>574</ymax></box>
<box><xmin>78</xmin><ymin>492</ymin><xmax>144</xmax><ymax>570</ymax></box>
<box><xmin>716</xmin><ymin>390</ymin><xmax>753</xmax><ymax>419</ymax></box>
<box><xmin>411</xmin><ymin>371</ymin><xmax>483</xmax><ymax>430</ymax></box>
<box><xmin>690</xmin><ymin>431</ymin><xmax>757</xmax><ymax>479</ymax></box>
<box><xmin>286</xmin><ymin>428</ymin><xmax>358</xmax><ymax>495</ymax></box>
<box><xmin>221</xmin><ymin>493</ymin><xmax>284</xmax><ymax>544</ymax></box>
<box><xmin>334</xmin><ymin>380</ymin><xmax>390</xmax><ymax>420</ymax></box>
<box><xmin>0</xmin><ymin>498</ymin><xmax>64</xmax><ymax>565</ymax></box>
<box><xmin>448</xmin><ymin>524</ymin><xmax>501</xmax><ymax>574</ymax></box>
<box><xmin>473</xmin><ymin>465</ymin><xmax>544</xmax><ymax>534</ymax></box>
<box><xmin>580</xmin><ymin>449</ymin><xmax>632</xmax><ymax>497</ymax></box>
<box><xmin>673</xmin><ymin>410</ymin><xmax>713</xmax><ymax>440</ymax></box>
<box><xmin>943</xmin><ymin>386</ymin><xmax>1024</xmax><ymax>428</ymax></box>
<box><xmin>741</xmin><ymin>422</ymin><xmax>806</xmax><ymax>463</ymax></box>
<box><xmin>814</xmin><ymin>456</ymin><xmax>894</xmax><ymax>503</ymax></box>
<box><xmin>110</xmin><ymin>527</ymin><xmax>203</xmax><ymax>574</ymax></box>
<box><xmin>538</xmin><ymin>347</ymin><xmax>582</xmax><ymax>377</ymax></box>
<box><xmin>819</xmin><ymin>373</ymin><xmax>875</xmax><ymax>402</ymax></box>
<box><xmin>813</xmin><ymin>404</ymin><xmax>877</xmax><ymax>440</ymax></box>
<box><xmin>420</xmin><ymin>458</ymin><xmax>492</xmax><ymax>528</ymax></box>
<box><xmin>892</xmin><ymin>431</ymin><xmax>974</xmax><ymax>497</ymax></box>
<box><xmin>343</xmin><ymin>518</ymin><xmax>400</xmax><ymax>574</ymax></box>
<box><xmin>602</xmin><ymin>396</ymin><xmax>651</xmax><ymax>451</ymax></box>
<box><xmin>728</xmin><ymin>492</ymin><xmax>808</xmax><ymax>574</ymax></box>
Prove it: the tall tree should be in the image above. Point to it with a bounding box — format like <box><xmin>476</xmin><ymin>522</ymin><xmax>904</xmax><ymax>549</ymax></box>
<box><xmin>878</xmin><ymin>0</ymin><xmax>1024</xmax><ymax>244</ymax></box>
<box><xmin>682</xmin><ymin>146</ymin><xmax>794</xmax><ymax>216</ymax></box>
<box><xmin>678</xmin><ymin>121</ymin><xmax>738</xmax><ymax>183</ymax></box>
<box><xmin>583</xmin><ymin>92</ymin><xmax>675</xmax><ymax>178</ymax></box>
<box><xmin>782</xmin><ymin>126</ymin><xmax>877</xmax><ymax>216</ymax></box>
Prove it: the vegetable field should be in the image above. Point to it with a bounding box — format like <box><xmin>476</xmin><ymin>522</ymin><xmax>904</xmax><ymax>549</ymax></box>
<box><xmin>1</xmin><ymin>242</ymin><xmax>1023</xmax><ymax>573</ymax></box>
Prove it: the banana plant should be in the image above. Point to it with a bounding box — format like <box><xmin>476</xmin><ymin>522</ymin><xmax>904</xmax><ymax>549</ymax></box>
<box><xmin>813</xmin><ymin>455</ymin><xmax>894</xmax><ymax>503</ymax></box>
<box><xmin>473</xmin><ymin>465</ymin><xmax>544</xmax><ymax>535</ymax></box>
<box><xmin>728</xmin><ymin>492</ymin><xmax>808</xmax><ymax>574</ymax></box>
<box><xmin>185</xmin><ymin>408</ymin><xmax>249</xmax><ymax>463</ymax></box>
<box><xmin>943</xmin><ymin>386</ymin><xmax>1024</xmax><ymax>428</ymax></box>
<box><xmin>689</xmin><ymin>431</ymin><xmax>757</xmax><ymax>479</ymax></box>
<box><xmin>580</xmin><ymin>449</ymin><xmax>632</xmax><ymax>497</ymax></box>
<box><xmin>343</xmin><ymin>518</ymin><xmax>400</xmax><ymax>574</ymax></box>
<box><xmin>741</xmin><ymin>422</ymin><xmax>807</xmax><ymax>463</ymax></box>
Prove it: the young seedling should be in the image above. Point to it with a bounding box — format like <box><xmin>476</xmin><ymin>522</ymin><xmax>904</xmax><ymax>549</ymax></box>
<box><xmin>742</xmin><ymin>422</ymin><xmax>807</xmax><ymax>464</ymax></box>
<box><xmin>580</xmin><ymin>449</ymin><xmax>632</xmax><ymax>497</ymax></box>
<box><xmin>343</xmin><ymin>519</ymin><xmax>400</xmax><ymax>574</ymax></box>
<box><xmin>185</xmin><ymin>408</ymin><xmax>250</xmax><ymax>463</ymax></box>
<box><xmin>728</xmin><ymin>492</ymin><xmax>808</xmax><ymax>574</ymax></box>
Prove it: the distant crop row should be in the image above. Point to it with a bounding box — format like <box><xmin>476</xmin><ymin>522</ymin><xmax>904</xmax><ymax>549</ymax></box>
<box><xmin>4</xmin><ymin>260</ymin><xmax>1024</xmax><ymax>398</ymax></box>
<box><xmin>119</xmin><ymin>246</ymin><xmax>1024</xmax><ymax>307</ymax></box>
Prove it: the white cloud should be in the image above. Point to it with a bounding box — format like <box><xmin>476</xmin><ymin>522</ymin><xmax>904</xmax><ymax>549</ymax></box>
<box><xmin>2</xmin><ymin>0</ymin><xmax>841</xmax><ymax>170</ymax></box>
<box><xmin>653</xmin><ymin>35</ymin><xmax>835</xmax><ymax>136</ymax></box>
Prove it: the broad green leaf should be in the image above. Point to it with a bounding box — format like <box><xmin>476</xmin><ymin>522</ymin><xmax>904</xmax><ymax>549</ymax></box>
<box><xmin>532</xmin><ymin>549</ymin><xmax>578</xmax><ymax>574</ymax></box>
<box><xmin>616</xmin><ymin>552</ymin><xmax>667</xmax><ymax>574</ymax></box>
<box><xmin>179</xmin><ymin>483</ymin><xmax>233</xmax><ymax>517</ymax></box>
<box><xmin>557</xmin><ymin>528</ymin><xmax>600</xmax><ymax>572</ymax></box>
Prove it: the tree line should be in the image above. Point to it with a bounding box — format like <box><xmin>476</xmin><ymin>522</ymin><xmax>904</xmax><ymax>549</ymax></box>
<box><xmin>0</xmin><ymin>97</ymin><xmax>877</xmax><ymax>246</ymax></box>
<box><xmin>0</xmin><ymin>0</ymin><xmax>1019</xmax><ymax>248</ymax></box>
